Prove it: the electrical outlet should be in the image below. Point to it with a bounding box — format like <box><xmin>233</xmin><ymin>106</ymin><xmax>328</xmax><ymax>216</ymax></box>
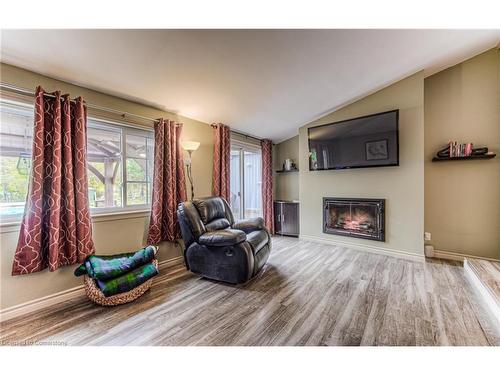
<box><xmin>424</xmin><ymin>232</ymin><xmax>431</xmax><ymax>241</ymax></box>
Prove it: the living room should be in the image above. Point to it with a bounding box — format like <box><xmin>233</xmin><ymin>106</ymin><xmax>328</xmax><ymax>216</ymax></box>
<box><xmin>0</xmin><ymin>2</ymin><xmax>499</xmax><ymax>374</ymax></box>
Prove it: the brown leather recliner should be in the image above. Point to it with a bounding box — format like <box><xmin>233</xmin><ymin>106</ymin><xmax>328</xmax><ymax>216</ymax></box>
<box><xmin>176</xmin><ymin>196</ymin><xmax>271</xmax><ymax>284</ymax></box>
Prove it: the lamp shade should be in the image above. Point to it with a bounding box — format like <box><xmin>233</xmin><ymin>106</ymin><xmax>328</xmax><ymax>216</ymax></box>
<box><xmin>181</xmin><ymin>141</ymin><xmax>200</xmax><ymax>152</ymax></box>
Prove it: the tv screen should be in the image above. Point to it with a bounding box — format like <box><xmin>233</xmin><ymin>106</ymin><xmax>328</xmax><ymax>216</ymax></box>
<box><xmin>308</xmin><ymin>110</ymin><xmax>399</xmax><ymax>170</ymax></box>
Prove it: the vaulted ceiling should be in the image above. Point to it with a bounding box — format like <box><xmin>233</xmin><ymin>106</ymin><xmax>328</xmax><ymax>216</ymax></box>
<box><xmin>1</xmin><ymin>29</ymin><xmax>499</xmax><ymax>142</ymax></box>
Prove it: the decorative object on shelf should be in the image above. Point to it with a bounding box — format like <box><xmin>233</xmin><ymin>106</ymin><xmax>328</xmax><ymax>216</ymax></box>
<box><xmin>278</xmin><ymin>158</ymin><xmax>297</xmax><ymax>173</ymax></box>
<box><xmin>472</xmin><ymin>147</ymin><xmax>489</xmax><ymax>156</ymax></box>
<box><xmin>433</xmin><ymin>141</ymin><xmax>496</xmax><ymax>162</ymax></box>
<box><xmin>309</xmin><ymin>150</ymin><xmax>318</xmax><ymax>170</ymax></box>
<box><xmin>182</xmin><ymin>140</ymin><xmax>201</xmax><ymax>200</ymax></box>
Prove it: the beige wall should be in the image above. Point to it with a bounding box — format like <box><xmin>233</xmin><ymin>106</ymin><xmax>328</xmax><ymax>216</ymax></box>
<box><xmin>274</xmin><ymin>135</ymin><xmax>299</xmax><ymax>201</ymax></box>
<box><xmin>298</xmin><ymin>72</ymin><xmax>425</xmax><ymax>257</ymax></box>
<box><xmin>0</xmin><ymin>63</ymin><xmax>214</xmax><ymax>310</ymax></box>
<box><xmin>424</xmin><ymin>48</ymin><xmax>500</xmax><ymax>260</ymax></box>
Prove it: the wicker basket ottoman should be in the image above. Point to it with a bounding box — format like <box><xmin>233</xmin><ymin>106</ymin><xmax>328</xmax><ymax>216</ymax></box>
<box><xmin>84</xmin><ymin>259</ymin><xmax>158</xmax><ymax>306</ymax></box>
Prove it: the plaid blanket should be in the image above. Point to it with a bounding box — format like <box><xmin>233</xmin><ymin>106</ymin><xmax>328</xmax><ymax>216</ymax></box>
<box><xmin>74</xmin><ymin>245</ymin><xmax>157</xmax><ymax>280</ymax></box>
<box><xmin>96</xmin><ymin>262</ymin><xmax>158</xmax><ymax>297</ymax></box>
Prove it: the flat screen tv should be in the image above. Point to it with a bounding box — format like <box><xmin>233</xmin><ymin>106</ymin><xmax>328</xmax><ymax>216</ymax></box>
<box><xmin>308</xmin><ymin>109</ymin><xmax>399</xmax><ymax>170</ymax></box>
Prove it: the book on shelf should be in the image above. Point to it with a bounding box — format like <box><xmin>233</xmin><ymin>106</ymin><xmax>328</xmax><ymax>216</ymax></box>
<box><xmin>447</xmin><ymin>141</ymin><xmax>474</xmax><ymax>158</ymax></box>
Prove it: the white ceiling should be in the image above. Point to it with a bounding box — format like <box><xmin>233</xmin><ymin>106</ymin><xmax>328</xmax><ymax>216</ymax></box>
<box><xmin>1</xmin><ymin>29</ymin><xmax>499</xmax><ymax>142</ymax></box>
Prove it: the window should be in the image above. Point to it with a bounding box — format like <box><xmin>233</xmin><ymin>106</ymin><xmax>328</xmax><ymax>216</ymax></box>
<box><xmin>0</xmin><ymin>103</ymin><xmax>33</xmax><ymax>220</ymax></box>
<box><xmin>0</xmin><ymin>100</ymin><xmax>154</xmax><ymax>220</ymax></box>
<box><xmin>86</xmin><ymin>121</ymin><xmax>154</xmax><ymax>213</ymax></box>
<box><xmin>230</xmin><ymin>140</ymin><xmax>262</xmax><ymax>220</ymax></box>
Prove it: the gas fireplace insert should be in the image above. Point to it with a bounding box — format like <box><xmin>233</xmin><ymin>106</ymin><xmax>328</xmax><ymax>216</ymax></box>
<box><xmin>323</xmin><ymin>197</ymin><xmax>385</xmax><ymax>242</ymax></box>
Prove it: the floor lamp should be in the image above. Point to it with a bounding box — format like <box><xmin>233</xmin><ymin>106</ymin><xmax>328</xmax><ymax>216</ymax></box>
<box><xmin>181</xmin><ymin>141</ymin><xmax>200</xmax><ymax>200</ymax></box>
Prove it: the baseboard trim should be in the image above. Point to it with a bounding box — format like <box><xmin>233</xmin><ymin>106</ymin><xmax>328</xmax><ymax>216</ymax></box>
<box><xmin>0</xmin><ymin>255</ymin><xmax>184</xmax><ymax>323</ymax></box>
<box><xmin>299</xmin><ymin>234</ymin><xmax>425</xmax><ymax>262</ymax></box>
<box><xmin>0</xmin><ymin>285</ymin><xmax>86</xmax><ymax>323</ymax></box>
<box><xmin>464</xmin><ymin>259</ymin><xmax>500</xmax><ymax>327</ymax></box>
<box><xmin>431</xmin><ymin>249</ymin><xmax>499</xmax><ymax>263</ymax></box>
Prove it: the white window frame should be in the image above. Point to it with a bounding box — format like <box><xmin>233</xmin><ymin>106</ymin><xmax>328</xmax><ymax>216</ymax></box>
<box><xmin>0</xmin><ymin>98</ymin><xmax>154</xmax><ymax>223</ymax></box>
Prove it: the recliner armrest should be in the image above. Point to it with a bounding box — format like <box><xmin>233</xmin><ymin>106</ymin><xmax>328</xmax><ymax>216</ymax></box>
<box><xmin>198</xmin><ymin>229</ymin><xmax>246</xmax><ymax>247</ymax></box>
<box><xmin>232</xmin><ymin>217</ymin><xmax>265</xmax><ymax>234</ymax></box>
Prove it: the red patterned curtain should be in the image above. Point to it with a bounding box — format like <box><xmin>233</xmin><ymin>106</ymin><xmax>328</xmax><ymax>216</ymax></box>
<box><xmin>147</xmin><ymin>119</ymin><xmax>187</xmax><ymax>244</ymax></box>
<box><xmin>12</xmin><ymin>87</ymin><xmax>95</xmax><ymax>275</ymax></box>
<box><xmin>261</xmin><ymin>139</ymin><xmax>274</xmax><ymax>234</ymax></box>
<box><xmin>212</xmin><ymin>123</ymin><xmax>230</xmax><ymax>201</ymax></box>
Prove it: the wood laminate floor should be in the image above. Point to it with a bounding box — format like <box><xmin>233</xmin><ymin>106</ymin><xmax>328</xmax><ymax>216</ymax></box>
<box><xmin>1</xmin><ymin>236</ymin><xmax>499</xmax><ymax>346</ymax></box>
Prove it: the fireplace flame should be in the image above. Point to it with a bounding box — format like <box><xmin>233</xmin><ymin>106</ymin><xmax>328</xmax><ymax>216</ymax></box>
<box><xmin>344</xmin><ymin>220</ymin><xmax>360</xmax><ymax>230</ymax></box>
<box><xmin>336</xmin><ymin>211</ymin><xmax>373</xmax><ymax>231</ymax></box>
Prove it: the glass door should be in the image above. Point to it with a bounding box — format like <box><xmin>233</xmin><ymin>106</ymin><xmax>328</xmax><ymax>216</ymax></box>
<box><xmin>229</xmin><ymin>148</ymin><xmax>242</xmax><ymax>219</ymax></box>
<box><xmin>230</xmin><ymin>140</ymin><xmax>262</xmax><ymax>220</ymax></box>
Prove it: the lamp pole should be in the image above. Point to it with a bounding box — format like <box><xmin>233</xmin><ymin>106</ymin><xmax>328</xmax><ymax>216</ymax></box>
<box><xmin>186</xmin><ymin>150</ymin><xmax>195</xmax><ymax>201</ymax></box>
<box><xmin>181</xmin><ymin>141</ymin><xmax>200</xmax><ymax>201</ymax></box>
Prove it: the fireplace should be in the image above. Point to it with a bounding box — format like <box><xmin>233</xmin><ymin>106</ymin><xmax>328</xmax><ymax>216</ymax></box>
<box><xmin>323</xmin><ymin>198</ymin><xmax>385</xmax><ymax>241</ymax></box>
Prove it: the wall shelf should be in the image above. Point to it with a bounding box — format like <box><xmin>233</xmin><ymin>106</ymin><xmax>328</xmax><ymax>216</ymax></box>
<box><xmin>275</xmin><ymin>169</ymin><xmax>299</xmax><ymax>173</ymax></box>
<box><xmin>432</xmin><ymin>154</ymin><xmax>496</xmax><ymax>162</ymax></box>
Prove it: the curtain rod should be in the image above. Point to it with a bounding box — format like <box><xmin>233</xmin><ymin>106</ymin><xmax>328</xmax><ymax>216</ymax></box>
<box><xmin>232</xmin><ymin>130</ymin><xmax>262</xmax><ymax>142</ymax></box>
<box><xmin>211</xmin><ymin>123</ymin><xmax>262</xmax><ymax>142</ymax></box>
<box><xmin>0</xmin><ymin>82</ymin><xmax>161</xmax><ymax>124</ymax></box>
<box><xmin>2</xmin><ymin>82</ymin><xmax>257</xmax><ymax>137</ymax></box>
